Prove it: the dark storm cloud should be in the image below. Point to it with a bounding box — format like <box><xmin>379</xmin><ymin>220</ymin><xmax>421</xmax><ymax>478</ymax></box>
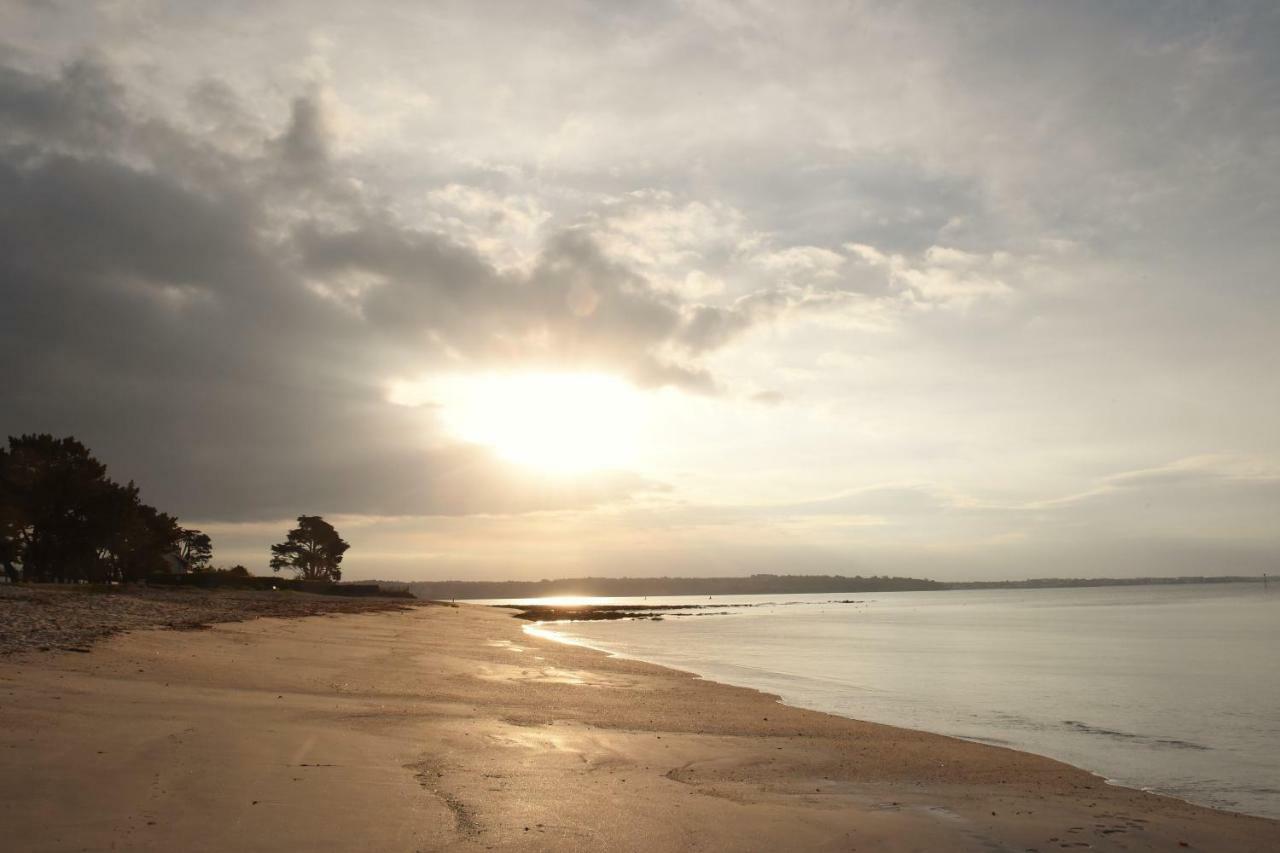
<box><xmin>0</xmin><ymin>59</ymin><xmax>764</xmax><ymax>520</ymax></box>
<box><xmin>0</xmin><ymin>60</ymin><xmax>126</xmax><ymax>149</ymax></box>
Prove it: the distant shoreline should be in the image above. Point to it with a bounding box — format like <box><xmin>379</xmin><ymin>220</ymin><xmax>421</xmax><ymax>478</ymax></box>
<box><xmin>381</xmin><ymin>573</ymin><xmax>1267</xmax><ymax>601</ymax></box>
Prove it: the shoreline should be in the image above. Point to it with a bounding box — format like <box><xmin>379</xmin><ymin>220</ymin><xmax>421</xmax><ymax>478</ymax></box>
<box><xmin>2</xmin><ymin>603</ymin><xmax>1276</xmax><ymax>851</ymax></box>
<box><xmin>520</xmin><ymin>616</ymin><xmax>1269</xmax><ymax>822</ymax></box>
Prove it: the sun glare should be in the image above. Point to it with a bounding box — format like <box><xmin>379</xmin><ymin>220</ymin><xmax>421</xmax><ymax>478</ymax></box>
<box><xmin>433</xmin><ymin>372</ymin><xmax>645</xmax><ymax>474</ymax></box>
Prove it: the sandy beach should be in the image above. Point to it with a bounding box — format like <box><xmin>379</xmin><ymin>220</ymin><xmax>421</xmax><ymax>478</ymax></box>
<box><xmin>0</xmin><ymin>584</ymin><xmax>422</xmax><ymax>656</ymax></box>
<box><xmin>1</xmin><ymin>602</ymin><xmax>1276</xmax><ymax>852</ymax></box>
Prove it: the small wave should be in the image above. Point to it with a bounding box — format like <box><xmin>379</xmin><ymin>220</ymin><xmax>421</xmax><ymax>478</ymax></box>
<box><xmin>960</xmin><ymin>734</ymin><xmax>1017</xmax><ymax>747</ymax></box>
<box><xmin>1062</xmin><ymin>720</ymin><xmax>1209</xmax><ymax>751</ymax></box>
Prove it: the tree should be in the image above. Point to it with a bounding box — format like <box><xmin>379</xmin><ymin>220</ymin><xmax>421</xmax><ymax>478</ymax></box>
<box><xmin>178</xmin><ymin>528</ymin><xmax>213</xmax><ymax>572</ymax></box>
<box><xmin>0</xmin><ymin>435</ymin><xmax>187</xmax><ymax>583</ymax></box>
<box><xmin>2</xmin><ymin>435</ymin><xmax>110</xmax><ymax>582</ymax></box>
<box><xmin>0</xmin><ymin>448</ymin><xmax>26</xmax><ymax>582</ymax></box>
<box><xmin>99</xmin><ymin>480</ymin><xmax>182</xmax><ymax>582</ymax></box>
<box><xmin>269</xmin><ymin>515</ymin><xmax>349</xmax><ymax>582</ymax></box>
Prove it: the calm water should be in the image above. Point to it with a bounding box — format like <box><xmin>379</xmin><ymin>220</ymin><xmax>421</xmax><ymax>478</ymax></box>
<box><xmin>490</xmin><ymin>584</ymin><xmax>1280</xmax><ymax>819</ymax></box>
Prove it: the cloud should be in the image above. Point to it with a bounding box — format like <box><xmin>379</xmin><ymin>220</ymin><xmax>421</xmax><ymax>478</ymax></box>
<box><xmin>274</xmin><ymin>93</ymin><xmax>330</xmax><ymax>181</ymax></box>
<box><xmin>0</xmin><ymin>60</ymin><xmax>127</xmax><ymax>152</ymax></box>
<box><xmin>845</xmin><ymin>242</ymin><xmax>1013</xmax><ymax>307</ymax></box>
<box><xmin>2</xmin><ymin>1</ymin><xmax>1278</xmax><ymax>580</ymax></box>
<box><xmin>0</xmin><ymin>57</ymin><xmax>897</xmax><ymax>523</ymax></box>
<box><xmin>751</xmin><ymin>245</ymin><xmax>846</xmax><ymax>282</ymax></box>
<box><xmin>587</xmin><ymin>191</ymin><xmax>749</xmax><ymax>274</ymax></box>
<box><xmin>0</xmin><ymin>59</ymin><xmax>728</xmax><ymax>520</ymax></box>
<box><xmin>749</xmin><ymin>390</ymin><xmax>785</xmax><ymax>406</ymax></box>
<box><xmin>1027</xmin><ymin>456</ymin><xmax>1280</xmax><ymax>536</ymax></box>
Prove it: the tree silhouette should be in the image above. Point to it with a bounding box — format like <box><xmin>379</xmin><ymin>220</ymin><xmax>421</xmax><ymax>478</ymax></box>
<box><xmin>178</xmin><ymin>529</ymin><xmax>213</xmax><ymax>572</ymax></box>
<box><xmin>0</xmin><ymin>455</ymin><xmax>25</xmax><ymax>583</ymax></box>
<box><xmin>2</xmin><ymin>435</ymin><xmax>108</xmax><ymax>582</ymax></box>
<box><xmin>269</xmin><ymin>515</ymin><xmax>349</xmax><ymax>582</ymax></box>
<box><xmin>0</xmin><ymin>434</ymin><xmax>188</xmax><ymax>582</ymax></box>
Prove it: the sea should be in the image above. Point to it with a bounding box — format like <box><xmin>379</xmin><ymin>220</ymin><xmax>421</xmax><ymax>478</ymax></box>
<box><xmin>479</xmin><ymin>583</ymin><xmax>1280</xmax><ymax>819</ymax></box>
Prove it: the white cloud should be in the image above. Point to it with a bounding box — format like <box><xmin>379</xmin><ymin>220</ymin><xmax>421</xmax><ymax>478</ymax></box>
<box><xmin>751</xmin><ymin>245</ymin><xmax>846</xmax><ymax>281</ymax></box>
<box><xmin>845</xmin><ymin>242</ymin><xmax>1014</xmax><ymax>307</ymax></box>
<box><xmin>423</xmin><ymin>183</ymin><xmax>551</xmax><ymax>270</ymax></box>
<box><xmin>587</xmin><ymin>192</ymin><xmax>749</xmax><ymax>273</ymax></box>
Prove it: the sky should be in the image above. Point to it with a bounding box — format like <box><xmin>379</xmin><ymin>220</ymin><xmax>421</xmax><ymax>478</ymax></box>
<box><xmin>2</xmin><ymin>1</ymin><xmax>1278</xmax><ymax>582</ymax></box>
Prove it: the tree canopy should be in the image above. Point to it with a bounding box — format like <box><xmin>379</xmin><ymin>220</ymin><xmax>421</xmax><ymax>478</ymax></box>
<box><xmin>0</xmin><ymin>434</ymin><xmax>207</xmax><ymax>583</ymax></box>
<box><xmin>178</xmin><ymin>529</ymin><xmax>213</xmax><ymax>572</ymax></box>
<box><xmin>269</xmin><ymin>516</ymin><xmax>349</xmax><ymax>582</ymax></box>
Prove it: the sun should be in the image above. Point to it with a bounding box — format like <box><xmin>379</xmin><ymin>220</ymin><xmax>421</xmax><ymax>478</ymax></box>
<box><xmin>431</xmin><ymin>372</ymin><xmax>646</xmax><ymax>474</ymax></box>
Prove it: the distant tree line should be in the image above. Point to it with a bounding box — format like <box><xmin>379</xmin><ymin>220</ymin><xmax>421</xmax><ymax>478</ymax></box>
<box><xmin>945</xmin><ymin>576</ymin><xmax>1266</xmax><ymax>589</ymax></box>
<box><xmin>0</xmin><ymin>434</ymin><xmax>212</xmax><ymax>583</ymax></box>
<box><xmin>391</xmin><ymin>573</ymin><xmax>1269</xmax><ymax>601</ymax></box>
<box><xmin>395</xmin><ymin>573</ymin><xmax>949</xmax><ymax>601</ymax></box>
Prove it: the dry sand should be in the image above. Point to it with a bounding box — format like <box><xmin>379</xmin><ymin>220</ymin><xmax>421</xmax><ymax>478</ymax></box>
<box><xmin>0</xmin><ymin>584</ymin><xmax>421</xmax><ymax>656</ymax></box>
<box><xmin>1</xmin><ymin>603</ymin><xmax>1275</xmax><ymax>852</ymax></box>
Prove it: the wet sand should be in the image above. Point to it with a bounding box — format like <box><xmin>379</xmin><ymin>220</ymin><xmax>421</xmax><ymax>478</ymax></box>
<box><xmin>1</xmin><ymin>604</ymin><xmax>1275</xmax><ymax>852</ymax></box>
